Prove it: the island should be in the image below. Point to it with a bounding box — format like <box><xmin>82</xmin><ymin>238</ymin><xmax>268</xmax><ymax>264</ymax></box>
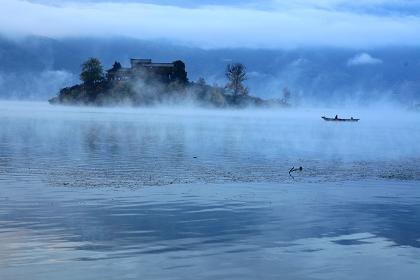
<box><xmin>49</xmin><ymin>57</ymin><xmax>291</xmax><ymax>108</ymax></box>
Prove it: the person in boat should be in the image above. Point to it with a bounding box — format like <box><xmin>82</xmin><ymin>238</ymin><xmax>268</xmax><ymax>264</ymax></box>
<box><xmin>335</xmin><ymin>115</ymin><xmax>338</xmax><ymax>119</ymax></box>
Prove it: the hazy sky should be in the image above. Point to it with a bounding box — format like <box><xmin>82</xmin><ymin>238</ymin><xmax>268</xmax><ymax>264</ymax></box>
<box><xmin>2</xmin><ymin>0</ymin><xmax>420</xmax><ymax>48</ymax></box>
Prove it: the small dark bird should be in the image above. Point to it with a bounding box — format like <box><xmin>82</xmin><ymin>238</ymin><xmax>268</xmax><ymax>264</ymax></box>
<box><xmin>289</xmin><ymin>166</ymin><xmax>303</xmax><ymax>179</ymax></box>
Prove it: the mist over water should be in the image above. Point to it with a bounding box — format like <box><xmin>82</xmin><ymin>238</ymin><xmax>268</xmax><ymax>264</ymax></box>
<box><xmin>2</xmin><ymin>0</ymin><xmax>420</xmax><ymax>278</ymax></box>
<box><xmin>1</xmin><ymin>101</ymin><xmax>419</xmax><ymax>186</ymax></box>
<box><xmin>1</xmin><ymin>100</ymin><xmax>420</xmax><ymax>280</ymax></box>
<box><xmin>1</xmin><ymin>36</ymin><xmax>420</xmax><ymax>105</ymax></box>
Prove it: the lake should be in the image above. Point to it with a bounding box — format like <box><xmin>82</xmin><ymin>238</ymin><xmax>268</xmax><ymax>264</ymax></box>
<box><xmin>0</xmin><ymin>101</ymin><xmax>420</xmax><ymax>279</ymax></box>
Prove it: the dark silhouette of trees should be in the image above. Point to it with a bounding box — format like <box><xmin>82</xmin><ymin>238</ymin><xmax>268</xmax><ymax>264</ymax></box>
<box><xmin>171</xmin><ymin>60</ymin><xmax>188</xmax><ymax>84</ymax></box>
<box><xmin>80</xmin><ymin>58</ymin><xmax>105</xmax><ymax>87</ymax></box>
<box><xmin>106</xmin><ymin>61</ymin><xmax>122</xmax><ymax>80</ymax></box>
<box><xmin>111</xmin><ymin>61</ymin><xmax>122</xmax><ymax>71</ymax></box>
<box><xmin>225</xmin><ymin>63</ymin><xmax>247</xmax><ymax>96</ymax></box>
<box><xmin>51</xmin><ymin>57</ymin><xmax>274</xmax><ymax>107</ymax></box>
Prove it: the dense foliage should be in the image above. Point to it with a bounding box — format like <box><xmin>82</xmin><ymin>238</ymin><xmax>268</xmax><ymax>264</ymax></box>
<box><xmin>80</xmin><ymin>58</ymin><xmax>105</xmax><ymax>87</ymax></box>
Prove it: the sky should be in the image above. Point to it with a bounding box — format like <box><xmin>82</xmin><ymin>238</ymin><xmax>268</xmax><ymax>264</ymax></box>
<box><xmin>1</xmin><ymin>0</ymin><xmax>420</xmax><ymax>49</ymax></box>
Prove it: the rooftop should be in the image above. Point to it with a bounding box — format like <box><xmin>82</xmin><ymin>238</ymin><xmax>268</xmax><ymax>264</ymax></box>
<box><xmin>130</xmin><ymin>58</ymin><xmax>174</xmax><ymax>68</ymax></box>
<box><xmin>143</xmin><ymin>63</ymin><xmax>174</xmax><ymax>68</ymax></box>
<box><xmin>131</xmin><ymin>58</ymin><xmax>152</xmax><ymax>63</ymax></box>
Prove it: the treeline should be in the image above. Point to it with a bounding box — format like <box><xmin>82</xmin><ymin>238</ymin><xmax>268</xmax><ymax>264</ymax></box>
<box><xmin>49</xmin><ymin>57</ymin><xmax>291</xmax><ymax>108</ymax></box>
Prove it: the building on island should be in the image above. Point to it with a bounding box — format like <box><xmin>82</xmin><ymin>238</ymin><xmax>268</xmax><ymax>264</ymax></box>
<box><xmin>107</xmin><ymin>58</ymin><xmax>187</xmax><ymax>84</ymax></box>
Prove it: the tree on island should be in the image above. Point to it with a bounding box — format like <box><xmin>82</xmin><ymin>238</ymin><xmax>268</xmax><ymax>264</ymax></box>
<box><xmin>80</xmin><ymin>58</ymin><xmax>105</xmax><ymax>87</ymax></box>
<box><xmin>171</xmin><ymin>60</ymin><xmax>188</xmax><ymax>84</ymax></box>
<box><xmin>281</xmin><ymin>87</ymin><xmax>291</xmax><ymax>105</ymax></box>
<box><xmin>106</xmin><ymin>61</ymin><xmax>122</xmax><ymax>80</ymax></box>
<box><xmin>225</xmin><ymin>63</ymin><xmax>248</xmax><ymax>96</ymax></box>
<box><xmin>111</xmin><ymin>61</ymin><xmax>122</xmax><ymax>71</ymax></box>
<box><xmin>50</xmin><ymin>57</ymin><xmax>271</xmax><ymax>108</ymax></box>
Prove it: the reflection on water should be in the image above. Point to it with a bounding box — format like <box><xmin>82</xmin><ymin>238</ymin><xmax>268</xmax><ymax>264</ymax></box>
<box><xmin>1</xmin><ymin>101</ymin><xmax>420</xmax><ymax>279</ymax></box>
<box><xmin>1</xmin><ymin>180</ymin><xmax>420</xmax><ymax>280</ymax></box>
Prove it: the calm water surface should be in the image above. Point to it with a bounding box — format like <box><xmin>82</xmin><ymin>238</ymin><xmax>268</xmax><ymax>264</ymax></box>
<box><xmin>0</xmin><ymin>101</ymin><xmax>420</xmax><ymax>279</ymax></box>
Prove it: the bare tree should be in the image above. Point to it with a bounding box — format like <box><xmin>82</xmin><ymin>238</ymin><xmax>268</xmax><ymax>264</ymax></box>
<box><xmin>225</xmin><ymin>63</ymin><xmax>247</xmax><ymax>96</ymax></box>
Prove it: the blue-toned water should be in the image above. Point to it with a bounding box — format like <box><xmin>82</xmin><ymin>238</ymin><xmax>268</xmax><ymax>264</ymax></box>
<box><xmin>0</xmin><ymin>101</ymin><xmax>420</xmax><ymax>279</ymax></box>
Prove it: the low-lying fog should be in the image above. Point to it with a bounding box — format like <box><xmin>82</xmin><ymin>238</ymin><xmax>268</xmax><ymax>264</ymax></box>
<box><xmin>0</xmin><ymin>101</ymin><xmax>419</xmax><ymax>186</ymax></box>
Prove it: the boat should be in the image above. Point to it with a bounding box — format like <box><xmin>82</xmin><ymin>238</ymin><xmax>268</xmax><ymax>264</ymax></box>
<box><xmin>322</xmin><ymin>116</ymin><xmax>359</xmax><ymax>122</ymax></box>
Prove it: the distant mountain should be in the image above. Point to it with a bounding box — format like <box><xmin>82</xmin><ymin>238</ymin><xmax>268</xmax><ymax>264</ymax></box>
<box><xmin>0</xmin><ymin>36</ymin><xmax>419</xmax><ymax>105</ymax></box>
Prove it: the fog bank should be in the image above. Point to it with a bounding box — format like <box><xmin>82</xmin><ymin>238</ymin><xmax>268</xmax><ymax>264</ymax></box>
<box><xmin>1</xmin><ymin>36</ymin><xmax>420</xmax><ymax>106</ymax></box>
<box><xmin>2</xmin><ymin>0</ymin><xmax>420</xmax><ymax>49</ymax></box>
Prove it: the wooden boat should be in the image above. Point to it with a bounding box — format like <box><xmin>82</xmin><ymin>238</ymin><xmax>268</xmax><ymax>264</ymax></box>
<box><xmin>322</xmin><ymin>116</ymin><xmax>359</xmax><ymax>122</ymax></box>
